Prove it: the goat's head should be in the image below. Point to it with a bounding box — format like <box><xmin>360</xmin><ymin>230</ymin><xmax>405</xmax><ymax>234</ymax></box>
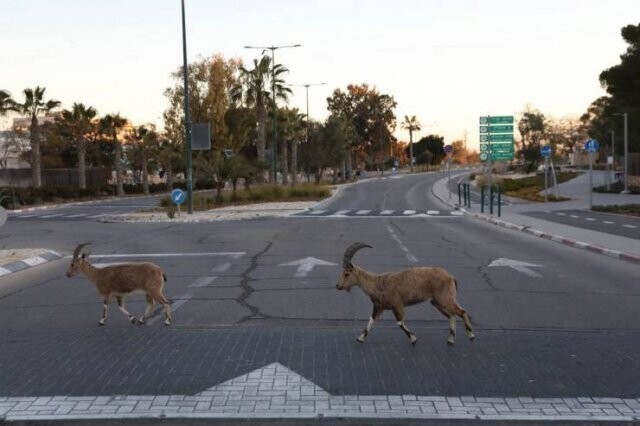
<box><xmin>66</xmin><ymin>243</ymin><xmax>91</xmax><ymax>277</ymax></box>
<box><xmin>336</xmin><ymin>242</ymin><xmax>371</xmax><ymax>291</ymax></box>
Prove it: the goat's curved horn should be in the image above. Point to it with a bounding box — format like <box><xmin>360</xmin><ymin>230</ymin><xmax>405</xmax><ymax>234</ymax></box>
<box><xmin>343</xmin><ymin>242</ymin><xmax>372</xmax><ymax>267</ymax></box>
<box><xmin>73</xmin><ymin>243</ymin><xmax>91</xmax><ymax>259</ymax></box>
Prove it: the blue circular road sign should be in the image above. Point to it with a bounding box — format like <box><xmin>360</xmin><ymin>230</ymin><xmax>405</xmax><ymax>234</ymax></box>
<box><xmin>540</xmin><ymin>145</ymin><xmax>552</xmax><ymax>157</ymax></box>
<box><xmin>444</xmin><ymin>144</ymin><xmax>453</xmax><ymax>154</ymax></box>
<box><xmin>171</xmin><ymin>188</ymin><xmax>186</xmax><ymax>205</ymax></box>
<box><xmin>584</xmin><ymin>139</ymin><xmax>599</xmax><ymax>153</ymax></box>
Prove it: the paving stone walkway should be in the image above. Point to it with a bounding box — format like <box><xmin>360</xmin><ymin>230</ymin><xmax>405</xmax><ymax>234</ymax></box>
<box><xmin>2</xmin><ymin>363</ymin><xmax>639</xmax><ymax>422</ymax></box>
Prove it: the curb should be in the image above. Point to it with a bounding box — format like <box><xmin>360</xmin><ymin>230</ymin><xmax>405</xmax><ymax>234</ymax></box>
<box><xmin>6</xmin><ymin>193</ymin><xmax>162</xmax><ymax>213</ymax></box>
<box><xmin>431</xmin><ymin>176</ymin><xmax>640</xmax><ymax>265</ymax></box>
<box><xmin>0</xmin><ymin>250</ymin><xmax>63</xmax><ymax>277</ymax></box>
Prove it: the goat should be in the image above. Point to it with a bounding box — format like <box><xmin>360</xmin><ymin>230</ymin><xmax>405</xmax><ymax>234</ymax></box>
<box><xmin>66</xmin><ymin>243</ymin><xmax>172</xmax><ymax>326</ymax></box>
<box><xmin>335</xmin><ymin>242</ymin><xmax>475</xmax><ymax>345</ymax></box>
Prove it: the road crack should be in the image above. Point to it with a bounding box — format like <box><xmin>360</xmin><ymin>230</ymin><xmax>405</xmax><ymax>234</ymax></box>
<box><xmin>237</xmin><ymin>242</ymin><xmax>273</xmax><ymax>323</ymax></box>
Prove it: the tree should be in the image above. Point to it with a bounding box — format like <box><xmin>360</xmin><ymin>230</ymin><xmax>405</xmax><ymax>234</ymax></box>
<box><xmin>99</xmin><ymin>114</ymin><xmax>128</xmax><ymax>196</ymax></box>
<box><xmin>517</xmin><ymin>107</ymin><xmax>546</xmax><ymax>172</ymax></box>
<box><xmin>275</xmin><ymin>107</ymin><xmax>306</xmax><ymax>185</ymax></box>
<box><xmin>57</xmin><ymin>103</ymin><xmax>97</xmax><ymax>189</ymax></box>
<box><xmin>326</xmin><ymin>84</ymin><xmax>396</xmax><ymax>174</ymax></box>
<box><xmin>0</xmin><ymin>90</ymin><xmax>17</xmax><ymax>116</ymax></box>
<box><xmin>409</xmin><ymin>134</ymin><xmax>445</xmax><ymax>166</ymax></box>
<box><xmin>231</xmin><ymin>55</ymin><xmax>292</xmax><ymax>182</ymax></box>
<box><xmin>16</xmin><ymin>87</ymin><xmax>61</xmax><ymax>188</ymax></box>
<box><xmin>127</xmin><ymin>125</ymin><xmax>159</xmax><ymax>195</ymax></box>
<box><xmin>401</xmin><ymin>115</ymin><xmax>421</xmax><ymax>172</ymax></box>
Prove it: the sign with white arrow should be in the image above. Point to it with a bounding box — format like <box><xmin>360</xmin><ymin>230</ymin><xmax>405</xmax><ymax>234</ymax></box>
<box><xmin>279</xmin><ymin>257</ymin><xmax>336</xmax><ymax>277</ymax></box>
<box><xmin>488</xmin><ymin>258</ymin><xmax>543</xmax><ymax>277</ymax></box>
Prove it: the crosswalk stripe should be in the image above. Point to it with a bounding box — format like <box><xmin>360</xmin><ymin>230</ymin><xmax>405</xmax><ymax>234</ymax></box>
<box><xmin>450</xmin><ymin>211</ymin><xmax>464</xmax><ymax>216</ymax></box>
<box><xmin>603</xmin><ymin>221</ymin><xmax>614</xmax><ymax>225</ymax></box>
<box><xmin>309</xmin><ymin>210</ymin><xmax>326</xmax><ymax>215</ymax></box>
<box><xmin>623</xmin><ymin>224</ymin><xmax>637</xmax><ymax>229</ymax></box>
<box><xmin>334</xmin><ymin>210</ymin><xmax>350</xmax><ymax>216</ymax></box>
<box><xmin>39</xmin><ymin>214</ymin><xmax>63</xmax><ymax>218</ymax></box>
<box><xmin>355</xmin><ymin>210</ymin><xmax>371</xmax><ymax>215</ymax></box>
<box><xmin>18</xmin><ymin>214</ymin><xmax>37</xmax><ymax>218</ymax></box>
<box><xmin>380</xmin><ymin>210</ymin><xmax>394</xmax><ymax>215</ymax></box>
<box><xmin>86</xmin><ymin>214</ymin><xmax>103</xmax><ymax>218</ymax></box>
<box><xmin>585</xmin><ymin>218</ymin><xmax>596</xmax><ymax>221</ymax></box>
<box><xmin>65</xmin><ymin>214</ymin><xmax>88</xmax><ymax>218</ymax></box>
<box><xmin>403</xmin><ymin>210</ymin><xmax>416</xmax><ymax>215</ymax></box>
<box><xmin>570</xmin><ymin>215</ymin><xmax>580</xmax><ymax>218</ymax></box>
<box><xmin>427</xmin><ymin>210</ymin><xmax>440</xmax><ymax>215</ymax></box>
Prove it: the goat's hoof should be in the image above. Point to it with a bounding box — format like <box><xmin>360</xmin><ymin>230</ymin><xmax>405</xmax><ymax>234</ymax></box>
<box><xmin>469</xmin><ymin>334</ymin><xmax>476</xmax><ymax>341</ymax></box>
<box><xmin>410</xmin><ymin>336</ymin><xmax>417</xmax><ymax>345</ymax></box>
<box><xmin>138</xmin><ymin>318</ymin><xmax>146</xmax><ymax>325</ymax></box>
<box><xmin>129</xmin><ymin>316</ymin><xmax>136</xmax><ymax>324</ymax></box>
<box><xmin>98</xmin><ymin>321</ymin><xmax>106</xmax><ymax>326</ymax></box>
<box><xmin>356</xmin><ymin>337</ymin><xmax>365</xmax><ymax>343</ymax></box>
<box><xmin>164</xmin><ymin>320</ymin><xmax>171</xmax><ymax>326</ymax></box>
<box><xmin>447</xmin><ymin>340</ymin><xmax>454</xmax><ymax>346</ymax></box>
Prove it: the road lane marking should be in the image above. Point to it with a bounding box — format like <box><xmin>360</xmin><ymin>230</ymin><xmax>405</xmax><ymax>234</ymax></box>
<box><xmin>386</xmin><ymin>223</ymin><xmax>418</xmax><ymax>263</ymax></box>
<box><xmin>403</xmin><ymin>210</ymin><xmax>416</xmax><ymax>215</ymax></box>
<box><xmin>570</xmin><ymin>215</ymin><xmax>579</xmax><ymax>218</ymax></box>
<box><xmin>65</xmin><ymin>214</ymin><xmax>88</xmax><ymax>218</ymax></box>
<box><xmin>488</xmin><ymin>258</ymin><xmax>543</xmax><ymax>278</ymax></box>
<box><xmin>603</xmin><ymin>221</ymin><xmax>615</xmax><ymax>225</ymax></box>
<box><xmin>557</xmin><ymin>212</ymin><xmax>566</xmax><ymax>216</ymax></box>
<box><xmin>623</xmin><ymin>224</ymin><xmax>637</xmax><ymax>229</ymax></box>
<box><xmin>17</xmin><ymin>214</ymin><xmax>37</xmax><ymax>218</ymax></box>
<box><xmin>380</xmin><ymin>210</ymin><xmax>394</xmax><ymax>215</ymax></box>
<box><xmin>189</xmin><ymin>276</ymin><xmax>218</xmax><ymax>287</ymax></box>
<box><xmin>585</xmin><ymin>218</ymin><xmax>596</xmax><ymax>221</ymax></box>
<box><xmin>334</xmin><ymin>210</ymin><xmax>350</xmax><ymax>215</ymax></box>
<box><xmin>309</xmin><ymin>210</ymin><xmax>326</xmax><ymax>215</ymax></box>
<box><xmin>88</xmin><ymin>252</ymin><xmax>246</xmax><ymax>259</ymax></box>
<box><xmin>450</xmin><ymin>211</ymin><xmax>464</xmax><ymax>216</ymax></box>
<box><xmin>210</xmin><ymin>262</ymin><xmax>232</xmax><ymax>273</ymax></box>
<box><xmin>355</xmin><ymin>210</ymin><xmax>371</xmax><ymax>215</ymax></box>
<box><xmin>279</xmin><ymin>257</ymin><xmax>336</xmax><ymax>277</ymax></box>
<box><xmin>39</xmin><ymin>214</ymin><xmax>63</xmax><ymax>218</ymax></box>
<box><xmin>427</xmin><ymin>210</ymin><xmax>440</xmax><ymax>215</ymax></box>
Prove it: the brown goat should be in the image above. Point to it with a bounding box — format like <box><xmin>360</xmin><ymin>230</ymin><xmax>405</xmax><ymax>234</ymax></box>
<box><xmin>66</xmin><ymin>243</ymin><xmax>172</xmax><ymax>326</ymax></box>
<box><xmin>336</xmin><ymin>242</ymin><xmax>475</xmax><ymax>345</ymax></box>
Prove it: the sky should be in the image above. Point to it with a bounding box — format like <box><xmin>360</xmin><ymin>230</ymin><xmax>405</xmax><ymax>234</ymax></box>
<box><xmin>2</xmin><ymin>0</ymin><xmax>639</xmax><ymax>150</ymax></box>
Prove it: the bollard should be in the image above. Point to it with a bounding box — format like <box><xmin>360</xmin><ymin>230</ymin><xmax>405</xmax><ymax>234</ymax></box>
<box><xmin>480</xmin><ymin>186</ymin><xmax>485</xmax><ymax>213</ymax></box>
<box><xmin>465</xmin><ymin>184</ymin><xmax>471</xmax><ymax>208</ymax></box>
<box><xmin>457</xmin><ymin>183</ymin><xmax>462</xmax><ymax>205</ymax></box>
<box><xmin>497</xmin><ymin>187</ymin><xmax>501</xmax><ymax>217</ymax></box>
<box><xmin>489</xmin><ymin>185</ymin><xmax>494</xmax><ymax>215</ymax></box>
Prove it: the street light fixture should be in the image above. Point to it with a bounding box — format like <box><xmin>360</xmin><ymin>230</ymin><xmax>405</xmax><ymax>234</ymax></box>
<box><xmin>612</xmin><ymin>112</ymin><xmax>630</xmax><ymax>194</ymax></box>
<box><xmin>289</xmin><ymin>83</ymin><xmax>326</xmax><ymax>143</ymax></box>
<box><xmin>244</xmin><ymin>44</ymin><xmax>301</xmax><ymax>183</ymax></box>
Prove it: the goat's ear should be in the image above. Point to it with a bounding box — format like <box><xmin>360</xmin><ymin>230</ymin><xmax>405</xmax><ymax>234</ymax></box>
<box><xmin>345</xmin><ymin>263</ymin><xmax>353</xmax><ymax>271</ymax></box>
<box><xmin>81</xmin><ymin>253</ymin><xmax>87</xmax><ymax>259</ymax></box>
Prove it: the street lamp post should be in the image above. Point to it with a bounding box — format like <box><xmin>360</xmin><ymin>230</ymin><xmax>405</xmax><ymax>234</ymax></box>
<box><xmin>244</xmin><ymin>44</ymin><xmax>301</xmax><ymax>184</ymax></box>
<box><xmin>180</xmin><ymin>0</ymin><xmax>193</xmax><ymax>214</ymax></box>
<box><xmin>290</xmin><ymin>83</ymin><xmax>326</xmax><ymax>143</ymax></box>
<box><xmin>613</xmin><ymin>112</ymin><xmax>630</xmax><ymax>194</ymax></box>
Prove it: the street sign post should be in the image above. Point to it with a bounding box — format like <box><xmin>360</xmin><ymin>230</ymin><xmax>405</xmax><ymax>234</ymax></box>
<box><xmin>171</xmin><ymin>188</ymin><xmax>186</xmax><ymax>216</ymax></box>
<box><xmin>444</xmin><ymin>145</ymin><xmax>453</xmax><ymax>198</ymax></box>
<box><xmin>540</xmin><ymin>146</ymin><xmax>552</xmax><ymax>201</ymax></box>
<box><xmin>479</xmin><ymin>115</ymin><xmax>514</xmax><ymax>163</ymax></box>
<box><xmin>584</xmin><ymin>139</ymin><xmax>600</xmax><ymax>209</ymax></box>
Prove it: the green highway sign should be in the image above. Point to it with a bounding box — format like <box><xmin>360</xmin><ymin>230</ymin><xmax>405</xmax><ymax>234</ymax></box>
<box><xmin>491</xmin><ymin>152</ymin><xmax>514</xmax><ymax>160</ymax></box>
<box><xmin>479</xmin><ymin>115</ymin><xmax>514</xmax><ymax>125</ymax></box>
<box><xmin>480</xmin><ymin>133</ymin><xmax>514</xmax><ymax>142</ymax></box>
<box><xmin>479</xmin><ymin>125</ymin><xmax>513</xmax><ymax>133</ymax></box>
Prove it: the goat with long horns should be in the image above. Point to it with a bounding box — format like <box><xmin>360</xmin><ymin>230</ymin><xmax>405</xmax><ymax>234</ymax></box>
<box><xmin>66</xmin><ymin>243</ymin><xmax>172</xmax><ymax>326</ymax></box>
<box><xmin>336</xmin><ymin>242</ymin><xmax>475</xmax><ymax>345</ymax></box>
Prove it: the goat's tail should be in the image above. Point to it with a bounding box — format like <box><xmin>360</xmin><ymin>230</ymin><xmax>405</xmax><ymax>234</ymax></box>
<box><xmin>162</xmin><ymin>273</ymin><xmax>167</xmax><ymax>282</ymax></box>
<box><xmin>454</xmin><ymin>278</ymin><xmax>458</xmax><ymax>290</ymax></box>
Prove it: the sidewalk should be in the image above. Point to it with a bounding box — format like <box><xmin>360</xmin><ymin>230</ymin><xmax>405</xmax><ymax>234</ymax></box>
<box><xmin>432</xmin><ymin>171</ymin><xmax>640</xmax><ymax>264</ymax></box>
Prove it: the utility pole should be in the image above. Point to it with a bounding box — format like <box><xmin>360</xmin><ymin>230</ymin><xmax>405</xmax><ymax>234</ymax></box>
<box><xmin>181</xmin><ymin>0</ymin><xmax>193</xmax><ymax>214</ymax></box>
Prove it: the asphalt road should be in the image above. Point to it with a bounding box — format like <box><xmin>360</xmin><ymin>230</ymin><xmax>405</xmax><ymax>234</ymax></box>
<box><xmin>1</xmin><ymin>173</ymin><xmax>639</xmax><ymax>421</ymax></box>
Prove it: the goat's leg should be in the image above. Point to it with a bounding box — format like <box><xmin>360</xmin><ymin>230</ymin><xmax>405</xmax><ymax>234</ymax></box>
<box><xmin>447</xmin><ymin>316</ymin><xmax>457</xmax><ymax>345</ymax></box>
<box><xmin>431</xmin><ymin>299</ymin><xmax>451</xmax><ymax>319</ymax></box>
<box><xmin>138</xmin><ymin>294</ymin><xmax>155</xmax><ymax>325</ymax></box>
<box><xmin>392</xmin><ymin>307</ymin><xmax>417</xmax><ymax>345</ymax></box>
<box><xmin>116</xmin><ymin>296</ymin><xmax>137</xmax><ymax>324</ymax></box>
<box><xmin>151</xmin><ymin>290</ymin><xmax>172</xmax><ymax>326</ymax></box>
<box><xmin>99</xmin><ymin>296</ymin><xmax>110</xmax><ymax>326</ymax></box>
<box><xmin>357</xmin><ymin>304</ymin><xmax>383</xmax><ymax>343</ymax></box>
<box><xmin>454</xmin><ymin>305</ymin><xmax>475</xmax><ymax>341</ymax></box>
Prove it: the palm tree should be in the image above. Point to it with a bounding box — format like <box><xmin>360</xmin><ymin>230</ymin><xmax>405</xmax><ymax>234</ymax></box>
<box><xmin>58</xmin><ymin>103</ymin><xmax>97</xmax><ymax>189</ymax></box>
<box><xmin>0</xmin><ymin>90</ymin><xmax>17</xmax><ymax>116</ymax></box>
<box><xmin>278</xmin><ymin>108</ymin><xmax>306</xmax><ymax>185</ymax></box>
<box><xmin>127</xmin><ymin>125</ymin><xmax>159</xmax><ymax>195</ymax></box>
<box><xmin>231</xmin><ymin>55</ymin><xmax>292</xmax><ymax>182</ymax></box>
<box><xmin>401</xmin><ymin>115</ymin><xmax>421</xmax><ymax>173</ymax></box>
<box><xmin>100</xmin><ymin>114</ymin><xmax>128</xmax><ymax>196</ymax></box>
<box><xmin>17</xmin><ymin>87</ymin><xmax>60</xmax><ymax>188</ymax></box>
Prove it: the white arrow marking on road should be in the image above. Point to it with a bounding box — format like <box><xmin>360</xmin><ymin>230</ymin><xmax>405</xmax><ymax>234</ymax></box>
<box><xmin>488</xmin><ymin>258</ymin><xmax>543</xmax><ymax>278</ymax></box>
<box><xmin>279</xmin><ymin>257</ymin><xmax>336</xmax><ymax>277</ymax></box>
